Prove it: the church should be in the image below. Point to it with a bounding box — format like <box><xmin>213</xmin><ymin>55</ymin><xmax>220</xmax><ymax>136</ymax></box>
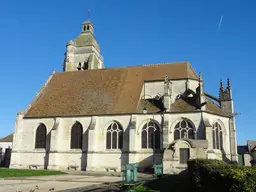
<box><xmin>10</xmin><ymin>19</ymin><xmax>238</xmax><ymax>174</ymax></box>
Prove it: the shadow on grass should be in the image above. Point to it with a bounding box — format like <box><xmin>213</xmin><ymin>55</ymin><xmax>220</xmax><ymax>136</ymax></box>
<box><xmin>142</xmin><ymin>171</ymin><xmax>189</xmax><ymax>192</ymax></box>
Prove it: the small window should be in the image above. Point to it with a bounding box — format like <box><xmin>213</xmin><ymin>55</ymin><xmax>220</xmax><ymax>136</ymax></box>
<box><xmin>70</xmin><ymin>122</ymin><xmax>83</xmax><ymax>149</ymax></box>
<box><xmin>180</xmin><ymin>148</ymin><xmax>189</xmax><ymax>164</ymax></box>
<box><xmin>77</xmin><ymin>62</ymin><xmax>82</xmax><ymax>70</ymax></box>
<box><xmin>83</xmin><ymin>26</ymin><xmax>86</xmax><ymax>31</ymax></box>
<box><xmin>87</xmin><ymin>25</ymin><xmax>90</xmax><ymax>30</ymax></box>
<box><xmin>83</xmin><ymin>62</ymin><xmax>88</xmax><ymax>70</ymax></box>
<box><xmin>35</xmin><ymin>124</ymin><xmax>47</xmax><ymax>149</ymax></box>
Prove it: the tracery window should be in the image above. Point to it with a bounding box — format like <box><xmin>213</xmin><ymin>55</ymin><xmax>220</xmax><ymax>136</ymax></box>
<box><xmin>106</xmin><ymin>122</ymin><xmax>123</xmax><ymax>149</ymax></box>
<box><xmin>212</xmin><ymin>122</ymin><xmax>223</xmax><ymax>150</ymax></box>
<box><xmin>174</xmin><ymin>119</ymin><xmax>194</xmax><ymax>140</ymax></box>
<box><xmin>70</xmin><ymin>122</ymin><xmax>83</xmax><ymax>149</ymax></box>
<box><xmin>35</xmin><ymin>124</ymin><xmax>47</xmax><ymax>149</ymax></box>
<box><xmin>141</xmin><ymin>121</ymin><xmax>161</xmax><ymax>149</ymax></box>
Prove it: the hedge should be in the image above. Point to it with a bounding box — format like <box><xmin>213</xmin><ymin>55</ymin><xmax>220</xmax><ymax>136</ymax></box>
<box><xmin>187</xmin><ymin>159</ymin><xmax>256</xmax><ymax>192</ymax></box>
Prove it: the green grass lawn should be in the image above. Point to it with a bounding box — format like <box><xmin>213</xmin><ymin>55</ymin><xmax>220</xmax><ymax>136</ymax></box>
<box><xmin>0</xmin><ymin>168</ymin><xmax>66</xmax><ymax>178</ymax></box>
<box><xmin>131</xmin><ymin>172</ymin><xmax>189</xmax><ymax>192</ymax></box>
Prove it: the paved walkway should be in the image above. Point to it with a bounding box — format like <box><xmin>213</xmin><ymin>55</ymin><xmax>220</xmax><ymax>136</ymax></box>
<box><xmin>0</xmin><ymin>174</ymin><xmax>122</xmax><ymax>192</ymax></box>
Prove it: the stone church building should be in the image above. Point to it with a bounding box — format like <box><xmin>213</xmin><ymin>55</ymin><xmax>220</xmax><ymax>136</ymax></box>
<box><xmin>10</xmin><ymin>20</ymin><xmax>238</xmax><ymax>174</ymax></box>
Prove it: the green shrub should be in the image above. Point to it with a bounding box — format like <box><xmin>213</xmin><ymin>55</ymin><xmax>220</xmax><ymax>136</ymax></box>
<box><xmin>187</xmin><ymin>159</ymin><xmax>256</xmax><ymax>192</ymax></box>
<box><xmin>119</xmin><ymin>184</ymin><xmax>159</xmax><ymax>192</ymax></box>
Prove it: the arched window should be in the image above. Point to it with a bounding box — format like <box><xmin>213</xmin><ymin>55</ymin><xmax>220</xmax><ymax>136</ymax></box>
<box><xmin>141</xmin><ymin>121</ymin><xmax>161</xmax><ymax>149</ymax></box>
<box><xmin>212</xmin><ymin>122</ymin><xmax>223</xmax><ymax>150</ymax></box>
<box><xmin>83</xmin><ymin>62</ymin><xmax>88</xmax><ymax>70</ymax></box>
<box><xmin>77</xmin><ymin>62</ymin><xmax>82</xmax><ymax>70</ymax></box>
<box><xmin>174</xmin><ymin>119</ymin><xmax>194</xmax><ymax>140</ymax></box>
<box><xmin>106</xmin><ymin>122</ymin><xmax>123</xmax><ymax>149</ymax></box>
<box><xmin>35</xmin><ymin>124</ymin><xmax>46</xmax><ymax>149</ymax></box>
<box><xmin>70</xmin><ymin>122</ymin><xmax>83</xmax><ymax>149</ymax></box>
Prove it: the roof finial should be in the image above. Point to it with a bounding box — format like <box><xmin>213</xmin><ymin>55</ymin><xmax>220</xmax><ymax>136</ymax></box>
<box><xmin>220</xmin><ymin>79</ymin><xmax>224</xmax><ymax>90</ymax></box>
<box><xmin>88</xmin><ymin>9</ymin><xmax>91</xmax><ymax>20</ymax></box>
<box><xmin>227</xmin><ymin>78</ymin><xmax>231</xmax><ymax>89</ymax></box>
<box><xmin>199</xmin><ymin>72</ymin><xmax>203</xmax><ymax>81</ymax></box>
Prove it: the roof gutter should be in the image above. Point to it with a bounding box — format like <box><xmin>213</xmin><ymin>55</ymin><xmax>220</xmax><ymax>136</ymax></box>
<box><xmin>23</xmin><ymin>110</ymin><xmax>230</xmax><ymax>120</ymax></box>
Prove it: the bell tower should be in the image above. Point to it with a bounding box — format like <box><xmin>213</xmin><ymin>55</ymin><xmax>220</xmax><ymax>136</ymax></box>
<box><xmin>81</xmin><ymin>20</ymin><xmax>94</xmax><ymax>34</ymax></box>
<box><xmin>63</xmin><ymin>18</ymin><xmax>104</xmax><ymax>72</ymax></box>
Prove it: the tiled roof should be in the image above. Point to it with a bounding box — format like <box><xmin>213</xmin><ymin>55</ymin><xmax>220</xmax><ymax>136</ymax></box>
<box><xmin>136</xmin><ymin>98</ymin><xmax>165</xmax><ymax>114</ymax></box>
<box><xmin>24</xmin><ymin>61</ymin><xmax>199</xmax><ymax>118</ymax></box>
<box><xmin>205</xmin><ymin>98</ymin><xmax>226</xmax><ymax>116</ymax></box>
<box><xmin>0</xmin><ymin>134</ymin><xmax>13</xmax><ymax>142</ymax></box>
<box><xmin>169</xmin><ymin>96</ymin><xmax>227</xmax><ymax>116</ymax></box>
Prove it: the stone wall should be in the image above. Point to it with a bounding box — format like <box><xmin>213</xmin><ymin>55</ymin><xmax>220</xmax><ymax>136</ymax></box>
<box><xmin>10</xmin><ymin>110</ymin><xmax>233</xmax><ymax>172</ymax></box>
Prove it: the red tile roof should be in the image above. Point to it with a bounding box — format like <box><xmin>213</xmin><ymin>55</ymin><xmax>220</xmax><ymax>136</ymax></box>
<box><xmin>0</xmin><ymin>134</ymin><xmax>13</xmax><ymax>142</ymax></box>
<box><xmin>24</xmin><ymin>61</ymin><xmax>204</xmax><ymax>117</ymax></box>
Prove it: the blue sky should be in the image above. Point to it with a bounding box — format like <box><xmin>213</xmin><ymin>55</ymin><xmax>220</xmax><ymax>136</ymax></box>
<box><xmin>0</xmin><ymin>0</ymin><xmax>255</xmax><ymax>145</ymax></box>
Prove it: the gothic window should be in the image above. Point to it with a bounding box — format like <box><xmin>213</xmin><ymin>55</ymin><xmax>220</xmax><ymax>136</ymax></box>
<box><xmin>106</xmin><ymin>122</ymin><xmax>123</xmax><ymax>149</ymax></box>
<box><xmin>70</xmin><ymin>122</ymin><xmax>83</xmax><ymax>149</ymax></box>
<box><xmin>212</xmin><ymin>122</ymin><xmax>223</xmax><ymax>150</ymax></box>
<box><xmin>141</xmin><ymin>121</ymin><xmax>161</xmax><ymax>149</ymax></box>
<box><xmin>35</xmin><ymin>124</ymin><xmax>47</xmax><ymax>149</ymax></box>
<box><xmin>174</xmin><ymin>119</ymin><xmax>194</xmax><ymax>140</ymax></box>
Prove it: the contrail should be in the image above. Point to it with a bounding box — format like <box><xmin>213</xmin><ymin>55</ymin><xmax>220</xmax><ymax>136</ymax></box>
<box><xmin>217</xmin><ymin>15</ymin><xmax>223</xmax><ymax>32</ymax></box>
